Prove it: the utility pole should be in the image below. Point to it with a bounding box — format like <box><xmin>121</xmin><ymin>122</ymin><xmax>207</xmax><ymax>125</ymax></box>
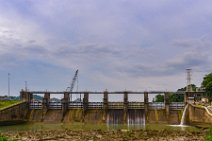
<box><xmin>8</xmin><ymin>73</ymin><xmax>10</xmax><ymax>98</ymax></box>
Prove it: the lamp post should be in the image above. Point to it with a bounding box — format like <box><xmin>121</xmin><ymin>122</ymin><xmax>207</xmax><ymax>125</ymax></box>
<box><xmin>8</xmin><ymin>73</ymin><xmax>10</xmax><ymax>98</ymax></box>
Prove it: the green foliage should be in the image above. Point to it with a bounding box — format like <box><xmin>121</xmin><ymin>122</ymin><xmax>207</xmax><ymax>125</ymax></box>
<box><xmin>204</xmin><ymin>128</ymin><xmax>212</xmax><ymax>141</ymax></box>
<box><xmin>0</xmin><ymin>100</ymin><xmax>21</xmax><ymax>109</ymax></box>
<box><xmin>202</xmin><ymin>73</ymin><xmax>212</xmax><ymax>97</ymax></box>
<box><xmin>0</xmin><ymin>135</ymin><xmax>17</xmax><ymax>141</ymax></box>
<box><xmin>177</xmin><ymin>84</ymin><xmax>197</xmax><ymax>92</ymax></box>
<box><xmin>169</xmin><ymin>94</ymin><xmax>184</xmax><ymax>102</ymax></box>
<box><xmin>0</xmin><ymin>135</ymin><xmax>7</xmax><ymax>141</ymax></box>
<box><xmin>153</xmin><ymin>93</ymin><xmax>184</xmax><ymax>102</ymax></box>
<box><xmin>153</xmin><ymin>94</ymin><xmax>164</xmax><ymax>102</ymax></box>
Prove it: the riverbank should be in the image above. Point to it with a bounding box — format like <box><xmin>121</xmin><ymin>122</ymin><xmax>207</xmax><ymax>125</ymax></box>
<box><xmin>0</xmin><ymin>122</ymin><xmax>208</xmax><ymax>141</ymax></box>
<box><xmin>1</xmin><ymin>128</ymin><xmax>206</xmax><ymax>141</ymax></box>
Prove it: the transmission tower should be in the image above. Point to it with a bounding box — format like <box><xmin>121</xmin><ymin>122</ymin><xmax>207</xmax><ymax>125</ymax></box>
<box><xmin>186</xmin><ymin>69</ymin><xmax>192</xmax><ymax>92</ymax></box>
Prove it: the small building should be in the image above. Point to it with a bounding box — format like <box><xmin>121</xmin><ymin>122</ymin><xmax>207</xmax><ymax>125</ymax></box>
<box><xmin>0</xmin><ymin>96</ymin><xmax>9</xmax><ymax>101</ymax></box>
<box><xmin>201</xmin><ymin>97</ymin><xmax>209</xmax><ymax>103</ymax></box>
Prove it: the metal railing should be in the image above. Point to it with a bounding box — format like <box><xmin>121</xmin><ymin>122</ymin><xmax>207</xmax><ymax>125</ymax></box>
<box><xmin>29</xmin><ymin>102</ymin><xmax>42</xmax><ymax>109</ymax></box>
<box><xmin>88</xmin><ymin>102</ymin><xmax>103</xmax><ymax>109</ymax></box>
<box><xmin>48</xmin><ymin>102</ymin><xmax>62</xmax><ymax>109</ymax></box>
<box><xmin>148</xmin><ymin>102</ymin><xmax>165</xmax><ymax>109</ymax></box>
<box><xmin>169</xmin><ymin>102</ymin><xmax>184</xmax><ymax>110</ymax></box>
<box><xmin>69</xmin><ymin>102</ymin><xmax>83</xmax><ymax>109</ymax></box>
<box><xmin>29</xmin><ymin>101</ymin><xmax>185</xmax><ymax>110</ymax></box>
<box><xmin>108</xmin><ymin>102</ymin><xmax>124</xmax><ymax>109</ymax></box>
<box><xmin>128</xmin><ymin>102</ymin><xmax>144</xmax><ymax>109</ymax></box>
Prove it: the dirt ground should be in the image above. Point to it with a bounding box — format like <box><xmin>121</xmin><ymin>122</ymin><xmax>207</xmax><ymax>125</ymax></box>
<box><xmin>1</xmin><ymin>129</ymin><xmax>206</xmax><ymax>141</ymax></box>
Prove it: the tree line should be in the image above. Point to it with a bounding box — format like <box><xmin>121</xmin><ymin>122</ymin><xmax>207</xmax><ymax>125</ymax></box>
<box><xmin>153</xmin><ymin>72</ymin><xmax>212</xmax><ymax>102</ymax></box>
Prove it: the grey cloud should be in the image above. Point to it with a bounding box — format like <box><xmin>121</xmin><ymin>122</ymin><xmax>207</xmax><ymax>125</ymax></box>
<box><xmin>55</xmin><ymin>44</ymin><xmax>121</xmax><ymax>57</ymax></box>
<box><xmin>173</xmin><ymin>38</ymin><xmax>212</xmax><ymax>49</ymax></box>
<box><xmin>117</xmin><ymin>50</ymin><xmax>210</xmax><ymax>78</ymax></box>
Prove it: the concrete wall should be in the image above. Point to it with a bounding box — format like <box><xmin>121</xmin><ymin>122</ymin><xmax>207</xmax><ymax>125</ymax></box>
<box><xmin>147</xmin><ymin>109</ymin><xmax>182</xmax><ymax>124</ymax></box>
<box><xmin>0</xmin><ymin>102</ymin><xmax>28</xmax><ymax>121</ymax></box>
<box><xmin>63</xmin><ymin>109</ymin><xmax>83</xmax><ymax>122</ymax></box>
<box><xmin>1</xmin><ymin>107</ymin><xmax>183</xmax><ymax>124</ymax></box>
<box><xmin>27</xmin><ymin>110</ymin><xmax>43</xmax><ymax>122</ymax></box>
<box><xmin>188</xmin><ymin>104</ymin><xmax>212</xmax><ymax>124</ymax></box>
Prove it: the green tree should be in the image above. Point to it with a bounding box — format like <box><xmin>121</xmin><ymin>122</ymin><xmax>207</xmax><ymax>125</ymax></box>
<box><xmin>153</xmin><ymin>94</ymin><xmax>164</xmax><ymax>102</ymax></box>
<box><xmin>169</xmin><ymin>94</ymin><xmax>184</xmax><ymax>102</ymax></box>
<box><xmin>177</xmin><ymin>84</ymin><xmax>197</xmax><ymax>92</ymax></box>
<box><xmin>202</xmin><ymin>73</ymin><xmax>212</xmax><ymax>97</ymax></box>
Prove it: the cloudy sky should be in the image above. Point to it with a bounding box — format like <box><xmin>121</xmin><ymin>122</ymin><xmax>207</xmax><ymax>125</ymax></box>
<box><xmin>0</xmin><ymin>0</ymin><xmax>212</xmax><ymax>99</ymax></box>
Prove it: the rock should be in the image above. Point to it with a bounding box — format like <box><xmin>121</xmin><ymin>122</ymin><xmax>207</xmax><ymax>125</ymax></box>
<box><xmin>121</xmin><ymin>129</ymin><xmax>128</xmax><ymax>132</ymax></box>
<box><xmin>21</xmin><ymin>137</ymin><xmax>28</xmax><ymax>141</ymax></box>
<box><xmin>96</xmin><ymin>134</ymin><xmax>103</xmax><ymax>138</ymax></box>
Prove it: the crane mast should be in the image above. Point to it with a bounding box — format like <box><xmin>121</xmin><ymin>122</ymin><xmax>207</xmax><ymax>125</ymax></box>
<box><xmin>70</xmin><ymin>69</ymin><xmax>78</xmax><ymax>92</ymax></box>
<box><xmin>66</xmin><ymin>69</ymin><xmax>78</xmax><ymax>101</ymax></box>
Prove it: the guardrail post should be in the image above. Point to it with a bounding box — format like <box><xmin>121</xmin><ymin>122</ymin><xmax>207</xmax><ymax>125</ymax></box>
<box><xmin>83</xmin><ymin>92</ymin><xmax>89</xmax><ymax>122</ymax></box>
<box><xmin>164</xmin><ymin>92</ymin><xmax>170</xmax><ymax>120</ymax></box>
<box><xmin>62</xmin><ymin>92</ymin><xmax>70</xmax><ymax>121</ymax></box>
<box><xmin>43</xmin><ymin>92</ymin><xmax>50</xmax><ymax>109</ymax></box>
<box><xmin>144</xmin><ymin>91</ymin><xmax>148</xmax><ymax>121</ymax></box>
<box><xmin>41</xmin><ymin>92</ymin><xmax>50</xmax><ymax>121</ymax></box>
<box><xmin>103</xmin><ymin>91</ymin><xmax>108</xmax><ymax>122</ymax></box>
<box><xmin>124</xmin><ymin>91</ymin><xmax>128</xmax><ymax>124</ymax></box>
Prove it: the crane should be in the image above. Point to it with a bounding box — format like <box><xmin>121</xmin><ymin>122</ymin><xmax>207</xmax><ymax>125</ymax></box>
<box><xmin>66</xmin><ymin>69</ymin><xmax>78</xmax><ymax>101</ymax></box>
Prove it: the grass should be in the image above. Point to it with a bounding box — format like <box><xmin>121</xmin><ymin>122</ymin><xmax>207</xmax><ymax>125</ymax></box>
<box><xmin>205</xmin><ymin>128</ymin><xmax>212</xmax><ymax>141</ymax></box>
<box><xmin>0</xmin><ymin>100</ymin><xmax>21</xmax><ymax>110</ymax></box>
<box><xmin>0</xmin><ymin>135</ymin><xmax>17</xmax><ymax>141</ymax></box>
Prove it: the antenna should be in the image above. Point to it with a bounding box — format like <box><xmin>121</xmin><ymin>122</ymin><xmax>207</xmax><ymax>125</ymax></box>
<box><xmin>186</xmin><ymin>69</ymin><xmax>192</xmax><ymax>92</ymax></box>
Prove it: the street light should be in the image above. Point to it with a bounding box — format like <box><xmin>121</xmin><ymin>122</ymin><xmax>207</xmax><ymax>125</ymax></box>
<box><xmin>8</xmin><ymin>73</ymin><xmax>10</xmax><ymax>98</ymax></box>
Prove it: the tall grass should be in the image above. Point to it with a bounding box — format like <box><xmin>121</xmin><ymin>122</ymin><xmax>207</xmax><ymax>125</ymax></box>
<box><xmin>0</xmin><ymin>100</ymin><xmax>21</xmax><ymax>109</ymax></box>
<box><xmin>205</xmin><ymin>128</ymin><xmax>212</xmax><ymax>141</ymax></box>
<box><xmin>0</xmin><ymin>135</ymin><xmax>17</xmax><ymax>141</ymax></box>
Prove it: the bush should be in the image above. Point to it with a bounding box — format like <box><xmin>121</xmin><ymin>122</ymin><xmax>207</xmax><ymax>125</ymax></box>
<box><xmin>205</xmin><ymin>128</ymin><xmax>212</xmax><ymax>141</ymax></box>
<box><xmin>0</xmin><ymin>135</ymin><xmax>17</xmax><ymax>141</ymax></box>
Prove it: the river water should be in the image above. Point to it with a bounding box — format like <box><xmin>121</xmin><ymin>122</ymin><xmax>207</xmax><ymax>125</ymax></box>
<box><xmin>0</xmin><ymin>122</ymin><xmax>200</xmax><ymax>132</ymax></box>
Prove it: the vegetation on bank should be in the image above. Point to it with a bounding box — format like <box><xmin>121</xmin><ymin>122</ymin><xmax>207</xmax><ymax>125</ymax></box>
<box><xmin>204</xmin><ymin>128</ymin><xmax>212</xmax><ymax>141</ymax></box>
<box><xmin>202</xmin><ymin>73</ymin><xmax>212</xmax><ymax>98</ymax></box>
<box><xmin>0</xmin><ymin>135</ymin><xmax>17</xmax><ymax>141</ymax></box>
<box><xmin>0</xmin><ymin>100</ymin><xmax>21</xmax><ymax>110</ymax></box>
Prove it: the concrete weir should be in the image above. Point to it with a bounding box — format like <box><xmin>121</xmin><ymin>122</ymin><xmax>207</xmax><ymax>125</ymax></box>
<box><xmin>7</xmin><ymin>90</ymin><xmax>188</xmax><ymax>124</ymax></box>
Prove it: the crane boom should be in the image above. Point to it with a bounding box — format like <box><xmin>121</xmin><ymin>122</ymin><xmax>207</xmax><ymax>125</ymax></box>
<box><xmin>70</xmin><ymin>69</ymin><xmax>78</xmax><ymax>92</ymax></box>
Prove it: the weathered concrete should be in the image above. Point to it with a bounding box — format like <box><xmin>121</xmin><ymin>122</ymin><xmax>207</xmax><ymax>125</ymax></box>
<box><xmin>168</xmin><ymin>110</ymin><xmax>182</xmax><ymax>124</ymax></box>
<box><xmin>147</xmin><ymin>109</ymin><xmax>182</xmax><ymax>124</ymax></box>
<box><xmin>27</xmin><ymin>110</ymin><xmax>43</xmax><ymax>121</ymax></box>
<box><xmin>63</xmin><ymin>109</ymin><xmax>83</xmax><ymax>122</ymax></box>
<box><xmin>43</xmin><ymin>110</ymin><xmax>63</xmax><ymax>122</ymax></box>
<box><xmin>84</xmin><ymin>109</ymin><xmax>104</xmax><ymax>124</ymax></box>
<box><xmin>123</xmin><ymin>91</ymin><xmax>128</xmax><ymax>124</ymax></box>
<box><xmin>103</xmin><ymin>91</ymin><xmax>108</xmax><ymax>122</ymax></box>
<box><xmin>187</xmin><ymin>104</ymin><xmax>212</xmax><ymax>124</ymax></box>
<box><xmin>0</xmin><ymin>102</ymin><xmax>28</xmax><ymax>122</ymax></box>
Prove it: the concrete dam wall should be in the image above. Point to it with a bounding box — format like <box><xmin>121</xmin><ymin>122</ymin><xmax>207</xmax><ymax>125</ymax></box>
<box><xmin>25</xmin><ymin>109</ymin><xmax>181</xmax><ymax>124</ymax></box>
<box><xmin>0</xmin><ymin>102</ymin><xmax>28</xmax><ymax>124</ymax></box>
<box><xmin>3</xmin><ymin>102</ymin><xmax>212</xmax><ymax>125</ymax></box>
<box><xmin>0</xmin><ymin>102</ymin><xmax>183</xmax><ymax>124</ymax></box>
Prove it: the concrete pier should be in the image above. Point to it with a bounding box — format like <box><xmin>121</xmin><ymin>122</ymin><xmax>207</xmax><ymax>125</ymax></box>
<box><xmin>103</xmin><ymin>91</ymin><xmax>108</xmax><ymax>121</ymax></box>
<box><xmin>164</xmin><ymin>92</ymin><xmax>170</xmax><ymax>120</ymax></box>
<box><xmin>144</xmin><ymin>92</ymin><xmax>149</xmax><ymax>120</ymax></box>
<box><xmin>123</xmin><ymin>91</ymin><xmax>128</xmax><ymax>124</ymax></box>
<box><xmin>83</xmin><ymin>92</ymin><xmax>89</xmax><ymax>121</ymax></box>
